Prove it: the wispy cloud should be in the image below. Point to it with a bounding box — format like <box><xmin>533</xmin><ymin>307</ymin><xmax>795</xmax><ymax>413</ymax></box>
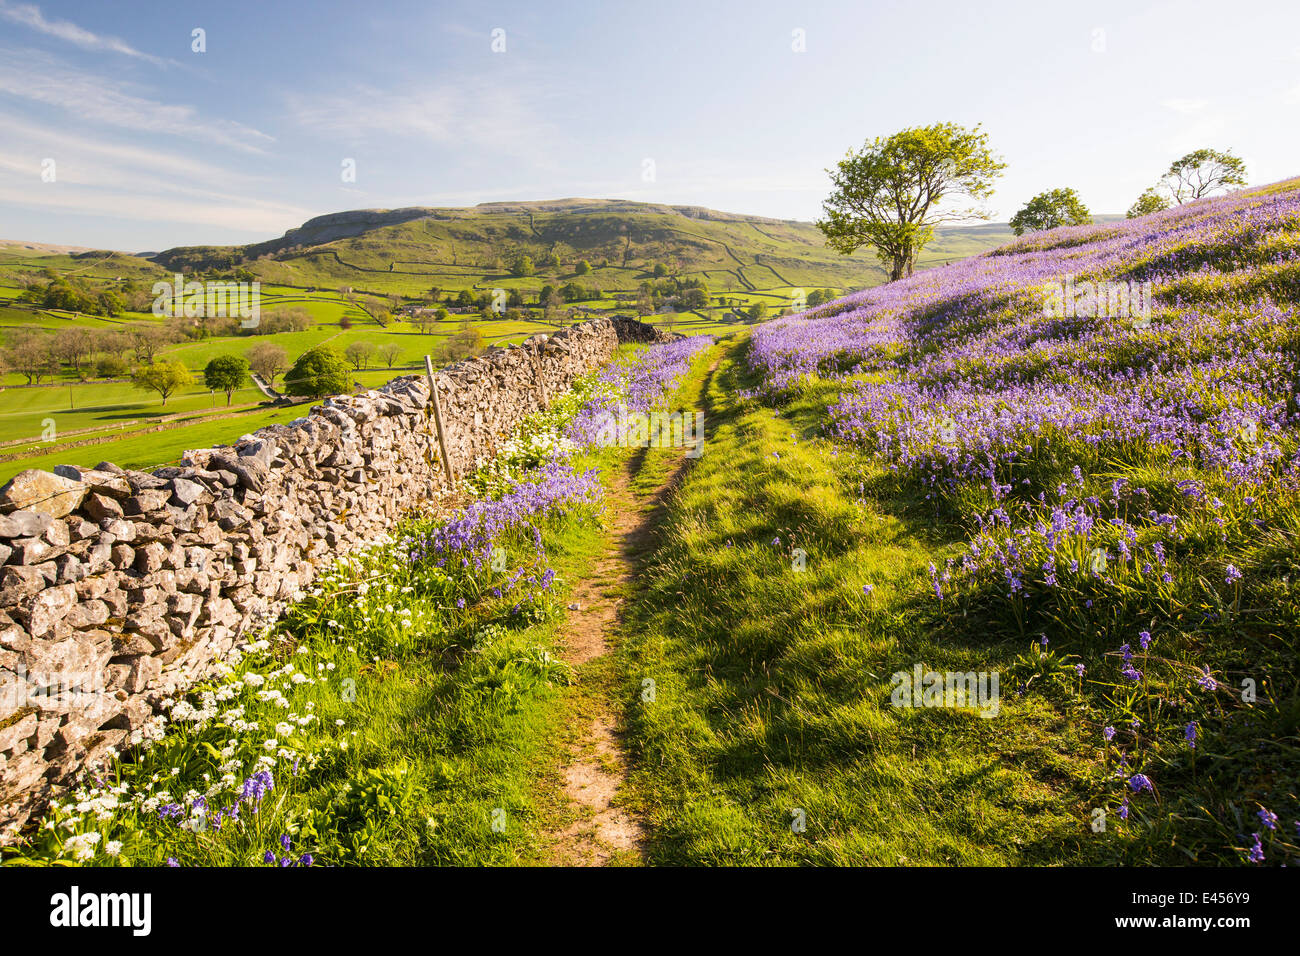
<box><xmin>0</xmin><ymin>112</ymin><xmax>268</xmax><ymax>187</ymax></box>
<box><xmin>0</xmin><ymin>180</ymin><xmax>312</xmax><ymax>235</ymax></box>
<box><xmin>0</xmin><ymin>1</ymin><xmax>170</xmax><ymax>66</ymax></box>
<box><xmin>0</xmin><ymin>50</ymin><xmax>274</xmax><ymax>153</ymax></box>
<box><xmin>286</xmin><ymin>78</ymin><xmax>559</xmax><ymax>157</ymax></box>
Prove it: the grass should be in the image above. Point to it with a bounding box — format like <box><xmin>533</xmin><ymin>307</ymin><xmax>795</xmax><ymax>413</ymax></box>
<box><xmin>617</xmin><ymin>334</ymin><xmax>1127</xmax><ymax>865</ymax></box>
<box><xmin>3</xmin><ymin>341</ymin><xmax>717</xmax><ymax>867</ymax></box>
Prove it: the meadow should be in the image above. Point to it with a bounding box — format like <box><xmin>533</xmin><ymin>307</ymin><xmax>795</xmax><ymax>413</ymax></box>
<box><xmin>2</xmin><ymin>337</ymin><xmax>713</xmax><ymax>867</ymax></box>
<box><xmin>612</xmin><ymin>179</ymin><xmax>1300</xmax><ymax>864</ymax></box>
<box><xmin>4</xmin><ymin>182</ymin><xmax>1295</xmax><ymax>868</ymax></box>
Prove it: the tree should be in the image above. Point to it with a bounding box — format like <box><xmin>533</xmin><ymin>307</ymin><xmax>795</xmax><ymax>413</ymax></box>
<box><xmin>818</xmin><ymin>122</ymin><xmax>1006</xmax><ymax>281</ymax></box>
<box><xmin>203</xmin><ymin>354</ymin><xmax>249</xmax><ymax>406</ymax></box>
<box><xmin>747</xmin><ymin>302</ymin><xmax>769</xmax><ymax>323</ymax></box>
<box><xmin>6</xmin><ymin>332</ymin><xmax>57</xmax><ymax>384</ymax></box>
<box><xmin>377</xmin><ymin>343</ymin><xmax>404</xmax><ymax>368</ymax></box>
<box><xmin>651</xmin><ymin>262</ymin><xmax>668</xmax><ymax>279</ymax></box>
<box><xmin>441</xmin><ymin>321</ymin><xmax>484</xmax><ymax>362</ymax></box>
<box><xmin>679</xmin><ymin>283</ymin><xmax>710</xmax><ymax>310</ymax></box>
<box><xmin>575</xmin><ymin>259</ymin><xmax>591</xmax><ymax>276</ymax></box>
<box><xmin>131</xmin><ymin>359</ymin><xmax>191</xmax><ymax>407</ymax></box>
<box><xmin>284</xmin><ymin>346</ymin><xmax>350</xmax><ymax>398</ymax></box>
<box><xmin>246</xmin><ymin>341</ymin><xmax>288</xmax><ymax>383</ymax></box>
<box><xmin>127</xmin><ymin>325</ymin><xmax>169</xmax><ymax>364</ymax></box>
<box><xmin>543</xmin><ymin>288</ymin><xmax>565</xmax><ymax>328</ymax></box>
<box><xmin>1161</xmin><ymin>148</ymin><xmax>1247</xmax><ymax>204</ymax></box>
<box><xmin>344</xmin><ymin>340</ymin><xmax>377</xmax><ymax>371</ymax></box>
<box><xmin>1127</xmin><ymin>188</ymin><xmax>1171</xmax><ymax>219</ymax></box>
<box><xmin>1009</xmin><ymin>188</ymin><xmax>1092</xmax><ymax>236</ymax></box>
<box><xmin>95</xmin><ymin>354</ymin><xmax>130</xmax><ymax>378</ymax></box>
<box><xmin>54</xmin><ymin>328</ymin><xmax>93</xmax><ymax>377</ymax></box>
<box><xmin>636</xmin><ymin>284</ymin><xmax>656</xmax><ymax>316</ymax></box>
<box><xmin>360</xmin><ymin>296</ymin><xmax>391</xmax><ymax>327</ymax></box>
<box><xmin>455</xmin><ymin>289</ymin><xmax>474</xmax><ymax>308</ymax></box>
<box><xmin>509</xmin><ymin>254</ymin><xmax>535</xmax><ymax>277</ymax></box>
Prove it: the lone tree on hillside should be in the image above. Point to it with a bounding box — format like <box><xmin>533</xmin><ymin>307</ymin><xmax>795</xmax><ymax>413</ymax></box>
<box><xmin>131</xmin><ymin>359</ymin><xmax>191</xmax><ymax>407</ymax></box>
<box><xmin>1010</xmin><ymin>188</ymin><xmax>1092</xmax><ymax>235</ymax></box>
<box><xmin>1126</xmin><ymin>187</ymin><xmax>1171</xmax><ymax>219</ymax></box>
<box><xmin>203</xmin><ymin>354</ymin><xmax>248</xmax><ymax>406</ymax></box>
<box><xmin>377</xmin><ymin>342</ymin><xmax>404</xmax><ymax>368</ymax></box>
<box><xmin>284</xmin><ymin>346</ymin><xmax>350</xmax><ymax>398</ymax></box>
<box><xmin>1160</xmin><ymin>149</ymin><xmax>1247</xmax><ymax>204</ymax></box>
<box><xmin>818</xmin><ymin>122</ymin><xmax>1006</xmax><ymax>281</ymax></box>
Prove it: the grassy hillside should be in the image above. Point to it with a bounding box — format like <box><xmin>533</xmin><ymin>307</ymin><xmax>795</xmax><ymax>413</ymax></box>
<box><xmin>0</xmin><ymin>199</ymin><xmax>1011</xmax><ymax>483</ymax></box>
<box><xmin>617</xmin><ymin>179</ymin><xmax>1300</xmax><ymax>865</ymax></box>
<box><xmin>149</xmin><ymin>199</ymin><xmax>1013</xmax><ymax>297</ymax></box>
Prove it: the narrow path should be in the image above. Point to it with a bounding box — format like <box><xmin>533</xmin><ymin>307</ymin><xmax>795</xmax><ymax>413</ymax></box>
<box><xmin>541</xmin><ymin>461</ymin><xmax>654</xmax><ymax>865</ymax></box>
<box><xmin>540</xmin><ymin>357</ymin><xmax>717</xmax><ymax>866</ymax></box>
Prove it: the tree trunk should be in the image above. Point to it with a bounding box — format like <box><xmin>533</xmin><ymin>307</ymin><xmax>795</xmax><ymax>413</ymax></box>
<box><xmin>889</xmin><ymin>253</ymin><xmax>916</xmax><ymax>282</ymax></box>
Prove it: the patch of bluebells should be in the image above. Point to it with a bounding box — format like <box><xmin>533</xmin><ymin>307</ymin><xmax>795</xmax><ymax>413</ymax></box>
<box><xmin>745</xmin><ymin>184</ymin><xmax>1300</xmax><ymax>865</ymax></box>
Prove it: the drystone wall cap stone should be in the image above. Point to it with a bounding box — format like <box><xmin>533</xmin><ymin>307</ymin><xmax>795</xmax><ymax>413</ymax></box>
<box><xmin>51</xmin><ymin>466</ymin><xmax>131</xmax><ymax>498</ymax></box>
<box><xmin>0</xmin><ymin>471</ymin><xmax>87</xmax><ymax>519</ymax></box>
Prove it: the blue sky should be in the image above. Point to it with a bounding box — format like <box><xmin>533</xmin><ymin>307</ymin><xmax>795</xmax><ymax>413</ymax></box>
<box><xmin>2</xmin><ymin>0</ymin><xmax>1298</xmax><ymax>251</ymax></box>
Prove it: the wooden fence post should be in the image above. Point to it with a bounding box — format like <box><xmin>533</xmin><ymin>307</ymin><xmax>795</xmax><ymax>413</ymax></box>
<box><xmin>531</xmin><ymin>345</ymin><xmax>549</xmax><ymax>408</ymax></box>
<box><xmin>424</xmin><ymin>355</ymin><xmax>456</xmax><ymax>489</ymax></box>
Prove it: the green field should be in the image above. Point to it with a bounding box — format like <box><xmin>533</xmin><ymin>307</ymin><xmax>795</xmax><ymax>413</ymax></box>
<box><xmin>0</xmin><ymin>199</ymin><xmax>1012</xmax><ymax>484</ymax></box>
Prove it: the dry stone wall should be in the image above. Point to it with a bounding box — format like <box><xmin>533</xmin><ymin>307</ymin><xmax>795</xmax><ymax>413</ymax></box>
<box><xmin>0</xmin><ymin>316</ymin><xmax>675</xmax><ymax>840</ymax></box>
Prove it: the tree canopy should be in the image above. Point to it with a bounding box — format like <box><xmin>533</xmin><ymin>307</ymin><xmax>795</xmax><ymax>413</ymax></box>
<box><xmin>818</xmin><ymin>122</ymin><xmax>1005</xmax><ymax>281</ymax></box>
<box><xmin>203</xmin><ymin>354</ymin><xmax>248</xmax><ymax>405</ymax></box>
<box><xmin>131</xmin><ymin>359</ymin><xmax>192</xmax><ymax>407</ymax></box>
<box><xmin>284</xmin><ymin>345</ymin><xmax>351</xmax><ymax>398</ymax></box>
<box><xmin>1161</xmin><ymin>148</ymin><xmax>1247</xmax><ymax>204</ymax></box>
<box><xmin>1126</xmin><ymin>188</ymin><xmax>1171</xmax><ymax>219</ymax></box>
<box><xmin>1010</xmin><ymin>188</ymin><xmax>1093</xmax><ymax>235</ymax></box>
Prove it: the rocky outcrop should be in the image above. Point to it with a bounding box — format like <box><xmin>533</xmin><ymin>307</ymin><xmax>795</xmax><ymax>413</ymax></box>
<box><xmin>0</xmin><ymin>316</ymin><xmax>676</xmax><ymax>841</ymax></box>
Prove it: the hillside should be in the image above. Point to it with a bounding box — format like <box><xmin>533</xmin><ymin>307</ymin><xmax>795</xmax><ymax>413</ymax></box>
<box><xmin>6</xmin><ymin>180</ymin><xmax>1299</xmax><ymax>870</ymax></box>
<box><xmin>150</xmin><ymin>198</ymin><xmax>1014</xmax><ymax>296</ymax></box>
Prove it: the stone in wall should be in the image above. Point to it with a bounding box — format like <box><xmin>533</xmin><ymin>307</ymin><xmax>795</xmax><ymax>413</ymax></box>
<box><xmin>0</xmin><ymin>316</ymin><xmax>679</xmax><ymax>841</ymax></box>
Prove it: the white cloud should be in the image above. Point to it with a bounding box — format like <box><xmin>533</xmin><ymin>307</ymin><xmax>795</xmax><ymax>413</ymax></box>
<box><xmin>0</xmin><ymin>179</ymin><xmax>311</xmax><ymax>234</ymax></box>
<box><xmin>0</xmin><ymin>112</ymin><xmax>267</xmax><ymax>187</ymax></box>
<box><xmin>0</xmin><ymin>51</ymin><xmax>274</xmax><ymax>153</ymax></box>
<box><xmin>0</xmin><ymin>112</ymin><xmax>302</xmax><ymax>236</ymax></box>
<box><xmin>0</xmin><ymin>1</ymin><xmax>170</xmax><ymax>66</ymax></box>
<box><xmin>286</xmin><ymin>79</ymin><xmax>557</xmax><ymax>156</ymax></box>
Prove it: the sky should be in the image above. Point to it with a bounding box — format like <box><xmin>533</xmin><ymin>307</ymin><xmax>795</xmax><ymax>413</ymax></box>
<box><xmin>1</xmin><ymin>0</ymin><xmax>1299</xmax><ymax>251</ymax></box>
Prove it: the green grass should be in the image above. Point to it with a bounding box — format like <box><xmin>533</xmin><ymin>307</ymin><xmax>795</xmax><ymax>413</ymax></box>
<box><xmin>617</xmin><ymin>334</ymin><xmax>1115</xmax><ymax>865</ymax></box>
<box><xmin>2</xmin><ymin>344</ymin><xmax>717</xmax><ymax>868</ymax></box>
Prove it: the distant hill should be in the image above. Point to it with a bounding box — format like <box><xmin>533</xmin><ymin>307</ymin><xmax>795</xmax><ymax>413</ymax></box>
<box><xmin>149</xmin><ymin>199</ymin><xmax>1016</xmax><ymax>297</ymax></box>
